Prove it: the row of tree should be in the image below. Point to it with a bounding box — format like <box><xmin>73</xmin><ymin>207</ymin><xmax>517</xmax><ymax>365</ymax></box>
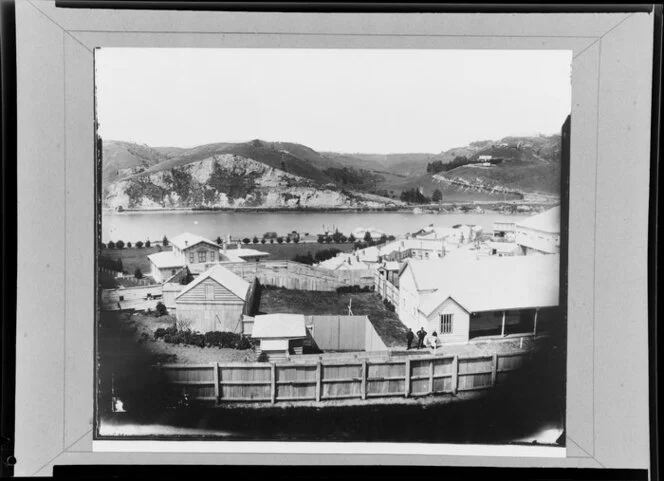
<box><xmin>399</xmin><ymin>188</ymin><xmax>443</xmax><ymax>204</ymax></box>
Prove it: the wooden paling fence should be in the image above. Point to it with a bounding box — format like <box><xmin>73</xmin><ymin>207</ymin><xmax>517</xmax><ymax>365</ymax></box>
<box><xmin>159</xmin><ymin>351</ymin><xmax>531</xmax><ymax>405</ymax></box>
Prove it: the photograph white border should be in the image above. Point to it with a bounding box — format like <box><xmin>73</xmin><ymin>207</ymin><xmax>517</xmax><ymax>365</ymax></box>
<box><xmin>14</xmin><ymin>1</ymin><xmax>654</xmax><ymax>475</ymax></box>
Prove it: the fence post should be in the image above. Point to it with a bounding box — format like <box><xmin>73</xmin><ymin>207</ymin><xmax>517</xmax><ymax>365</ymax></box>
<box><xmin>491</xmin><ymin>353</ymin><xmax>498</xmax><ymax>387</ymax></box>
<box><xmin>452</xmin><ymin>356</ymin><xmax>458</xmax><ymax>395</ymax></box>
<box><xmin>316</xmin><ymin>361</ymin><xmax>322</xmax><ymax>402</ymax></box>
<box><xmin>270</xmin><ymin>363</ymin><xmax>276</xmax><ymax>404</ymax></box>
<box><xmin>213</xmin><ymin>363</ymin><xmax>220</xmax><ymax>405</ymax></box>
<box><xmin>405</xmin><ymin>358</ymin><xmax>411</xmax><ymax>398</ymax></box>
<box><xmin>361</xmin><ymin>359</ymin><xmax>367</xmax><ymax>400</ymax></box>
<box><xmin>429</xmin><ymin>358</ymin><xmax>434</xmax><ymax>395</ymax></box>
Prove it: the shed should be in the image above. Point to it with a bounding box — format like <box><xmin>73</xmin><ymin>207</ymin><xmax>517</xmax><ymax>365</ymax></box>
<box><xmin>174</xmin><ymin>265</ymin><xmax>250</xmax><ymax>333</ymax></box>
<box><xmin>252</xmin><ymin>314</ymin><xmax>307</xmax><ymax>360</ymax></box>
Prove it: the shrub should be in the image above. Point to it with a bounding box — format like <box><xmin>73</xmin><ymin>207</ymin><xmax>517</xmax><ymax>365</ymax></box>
<box><xmin>127</xmin><ymin>241</ymin><xmax>132</xmax><ymax>248</ymax></box>
<box><xmin>136</xmin><ymin>241</ymin><xmax>144</xmax><ymax>248</ymax></box>
<box><xmin>270</xmin><ymin>239</ymin><xmax>275</xmax><ymax>244</ymax></box>
<box><xmin>257</xmin><ymin>352</ymin><xmax>269</xmax><ymax>363</ymax></box>
<box><xmin>115</xmin><ymin>240</ymin><xmax>125</xmax><ymax>249</ymax></box>
<box><xmin>261</xmin><ymin>239</ymin><xmax>266</xmax><ymax>244</ymax></box>
<box><xmin>162</xmin><ymin>236</ymin><xmax>169</xmax><ymax>247</ymax></box>
<box><xmin>107</xmin><ymin>241</ymin><xmax>116</xmax><ymax>249</ymax></box>
<box><xmin>134</xmin><ymin>267</ymin><xmax>143</xmax><ymax>279</ymax></box>
<box><xmin>285</xmin><ymin>237</ymin><xmax>291</xmax><ymax>243</ymax></box>
<box><xmin>145</xmin><ymin>240</ymin><xmax>151</xmax><ymax>248</ymax></box>
<box><xmin>235</xmin><ymin>336</ymin><xmax>252</xmax><ymax>350</ymax></box>
<box><xmin>276</xmin><ymin>237</ymin><xmax>284</xmax><ymax>244</ymax></box>
<box><xmin>293</xmin><ymin>238</ymin><xmax>299</xmax><ymax>243</ymax></box>
<box><xmin>155</xmin><ymin>302</ymin><xmax>168</xmax><ymax>317</ymax></box>
<box><xmin>252</xmin><ymin>236</ymin><xmax>259</xmax><ymax>244</ymax></box>
<box><xmin>243</xmin><ymin>238</ymin><xmax>251</xmax><ymax>245</ymax></box>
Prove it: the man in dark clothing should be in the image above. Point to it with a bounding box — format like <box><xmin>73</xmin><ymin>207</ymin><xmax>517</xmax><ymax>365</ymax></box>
<box><xmin>406</xmin><ymin>328</ymin><xmax>414</xmax><ymax>350</ymax></box>
<box><xmin>417</xmin><ymin>327</ymin><xmax>427</xmax><ymax>349</ymax></box>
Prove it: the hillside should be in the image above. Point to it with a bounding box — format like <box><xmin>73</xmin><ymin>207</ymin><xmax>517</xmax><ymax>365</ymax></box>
<box><xmin>101</xmin><ymin>132</ymin><xmax>562</xmax><ymax>210</ymax></box>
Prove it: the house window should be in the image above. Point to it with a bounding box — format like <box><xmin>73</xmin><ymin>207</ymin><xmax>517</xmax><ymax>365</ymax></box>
<box><xmin>198</xmin><ymin>251</ymin><xmax>207</xmax><ymax>263</ymax></box>
<box><xmin>189</xmin><ymin>252</ymin><xmax>194</xmax><ymax>263</ymax></box>
<box><xmin>424</xmin><ymin>252</ymin><xmax>429</xmax><ymax>259</ymax></box>
<box><xmin>205</xmin><ymin>284</ymin><xmax>214</xmax><ymax>300</ymax></box>
<box><xmin>440</xmin><ymin>313</ymin><xmax>453</xmax><ymax>334</ymax></box>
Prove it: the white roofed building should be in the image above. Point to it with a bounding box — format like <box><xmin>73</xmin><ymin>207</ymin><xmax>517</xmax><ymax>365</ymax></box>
<box><xmin>515</xmin><ymin>206</ymin><xmax>561</xmax><ymax>255</ymax></box>
<box><xmin>252</xmin><ymin>314</ymin><xmax>307</xmax><ymax>360</ymax></box>
<box><xmin>398</xmin><ymin>254</ymin><xmax>560</xmax><ymax>344</ymax></box>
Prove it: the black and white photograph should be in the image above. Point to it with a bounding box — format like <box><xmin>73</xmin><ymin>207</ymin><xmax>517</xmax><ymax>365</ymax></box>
<box><xmin>94</xmin><ymin>47</ymin><xmax>570</xmax><ymax>449</ymax></box>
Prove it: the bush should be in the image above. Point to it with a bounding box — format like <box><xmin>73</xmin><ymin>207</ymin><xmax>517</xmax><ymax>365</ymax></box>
<box><xmin>243</xmin><ymin>238</ymin><xmax>251</xmax><ymax>245</ymax></box>
<box><xmin>134</xmin><ymin>267</ymin><xmax>143</xmax><ymax>279</ymax></box>
<box><xmin>336</xmin><ymin>285</ymin><xmax>363</xmax><ymax>294</ymax></box>
<box><xmin>257</xmin><ymin>352</ymin><xmax>269</xmax><ymax>362</ymax></box>
<box><xmin>107</xmin><ymin>241</ymin><xmax>115</xmax><ymax>249</ymax></box>
<box><xmin>145</xmin><ymin>240</ymin><xmax>151</xmax><ymax>248</ymax></box>
<box><xmin>293</xmin><ymin>238</ymin><xmax>299</xmax><ymax>243</ymax></box>
<box><xmin>252</xmin><ymin>237</ymin><xmax>259</xmax><ymax>244</ymax></box>
<box><xmin>136</xmin><ymin>241</ymin><xmax>144</xmax><ymax>248</ymax></box>
<box><xmin>162</xmin><ymin>236</ymin><xmax>169</xmax><ymax>247</ymax></box>
<box><xmin>115</xmin><ymin>240</ymin><xmax>125</xmax><ymax>249</ymax></box>
<box><xmin>155</xmin><ymin>302</ymin><xmax>168</xmax><ymax>317</ymax></box>
<box><xmin>276</xmin><ymin>237</ymin><xmax>284</xmax><ymax>244</ymax></box>
<box><xmin>261</xmin><ymin>239</ymin><xmax>266</xmax><ymax>244</ymax></box>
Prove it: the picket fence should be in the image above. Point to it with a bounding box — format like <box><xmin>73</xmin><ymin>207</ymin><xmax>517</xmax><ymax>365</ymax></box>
<box><xmin>159</xmin><ymin>351</ymin><xmax>531</xmax><ymax>404</ymax></box>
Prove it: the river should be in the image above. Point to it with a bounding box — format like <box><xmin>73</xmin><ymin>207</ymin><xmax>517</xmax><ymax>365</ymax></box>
<box><xmin>102</xmin><ymin>210</ymin><xmax>530</xmax><ymax>243</ymax></box>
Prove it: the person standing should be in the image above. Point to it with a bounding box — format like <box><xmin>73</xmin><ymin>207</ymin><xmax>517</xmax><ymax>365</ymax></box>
<box><xmin>406</xmin><ymin>328</ymin><xmax>414</xmax><ymax>350</ymax></box>
<box><xmin>417</xmin><ymin>327</ymin><xmax>427</xmax><ymax>349</ymax></box>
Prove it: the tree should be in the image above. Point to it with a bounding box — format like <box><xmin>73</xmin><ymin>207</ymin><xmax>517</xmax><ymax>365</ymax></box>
<box><xmin>136</xmin><ymin>241</ymin><xmax>144</xmax><ymax>248</ymax></box>
<box><xmin>348</xmin><ymin>234</ymin><xmax>356</xmax><ymax>243</ymax></box>
<box><xmin>379</xmin><ymin>234</ymin><xmax>388</xmax><ymax>245</ymax></box>
<box><xmin>155</xmin><ymin>302</ymin><xmax>168</xmax><ymax>317</ymax></box>
<box><xmin>115</xmin><ymin>240</ymin><xmax>125</xmax><ymax>249</ymax></box>
<box><xmin>107</xmin><ymin>241</ymin><xmax>116</xmax><ymax>249</ymax></box>
<box><xmin>364</xmin><ymin>231</ymin><xmax>373</xmax><ymax>243</ymax></box>
<box><xmin>261</xmin><ymin>238</ymin><xmax>266</xmax><ymax>244</ymax></box>
<box><xmin>276</xmin><ymin>237</ymin><xmax>284</xmax><ymax>244</ymax></box>
<box><xmin>100</xmin><ymin>242</ymin><xmax>106</xmax><ymax>249</ymax></box>
<box><xmin>252</xmin><ymin>236</ymin><xmax>259</xmax><ymax>244</ymax></box>
<box><xmin>285</xmin><ymin>237</ymin><xmax>291</xmax><ymax>243</ymax></box>
<box><xmin>216</xmin><ymin>236</ymin><xmax>223</xmax><ymax>245</ymax></box>
<box><xmin>293</xmin><ymin>237</ymin><xmax>299</xmax><ymax>243</ymax></box>
<box><xmin>242</xmin><ymin>238</ymin><xmax>251</xmax><ymax>245</ymax></box>
<box><xmin>145</xmin><ymin>240</ymin><xmax>151</xmax><ymax>248</ymax></box>
<box><xmin>134</xmin><ymin>267</ymin><xmax>143</xmax><ymax>279</ymax></box>
<box><xmin>180</xmin><ymin>267</ymin><xmax>194</xmax><ymax>285</ymax></box>
<box><xmin>432</xmin><ymin>189</ymin><xmax>443</xmax><ymax>202</ymax></box>
<box><xmin>162</xmin><ymin>236</ymin><xmax>169</xmax><ymax>247</ymax></box>
<box><xmin>127</xmin><ymin>241</ymin><xmax>132</xmax><ymax>248</ymax></box>
<box><xmin>317</xmin><ymin>235</ymin><xmax>325</xmax><ymax>243</ymax></box>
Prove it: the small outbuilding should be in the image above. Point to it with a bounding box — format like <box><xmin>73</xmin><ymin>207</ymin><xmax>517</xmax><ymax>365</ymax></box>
<box><xmin>252</xmin><ymin>314</ymin><xmax>307</xmax><ymax>360</ymax></box>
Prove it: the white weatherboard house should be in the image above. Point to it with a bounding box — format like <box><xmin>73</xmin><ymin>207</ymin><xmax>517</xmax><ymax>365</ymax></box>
<box><xmin>515</xmin><ymin>206</ymin><xmax>561</xmax><ymax>255</ymax></box>
<box><xmin>398</xmin><ymin>254</ymin><xmax>559</xmax><ymax>344</ymax></box>
<box><xmin>147</xmin><ymin>233</ymin><xmax>222</xmax><ymax>283</ymax></box>
<box><xmin>252</xmin><ymin>314</ymin><xmax>307</xmax><ymax>360</ymax></box>
<box><xmin>147</xmin><ymin>232</ymin><xmax>269</xmax><ymax>282</ymax></box>
<box><xmin>174</xmin><ymin>265</ymin><xmax>251</xmax><ymax>333</ymax></box>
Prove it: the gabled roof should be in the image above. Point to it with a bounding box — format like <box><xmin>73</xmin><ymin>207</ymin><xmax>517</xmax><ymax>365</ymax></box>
<box><xmin>418</xmin><ymin>254</ymin><xmax>560</xmax><ymax>315</ymax></box>
<box><xmin>252</xmin><ymin>313</ymin><xmax>307</xmax><ymax>339</ymax></box>
<box><xmin>175</xmin><ymin>264</ymin><xmax>250</xmax><ymax>301</ymax></box>
<box><xmin>147</xmin><ymin>251</ymin><xmax>185</xmax><ymax>269</ymax></box>
<box><xmin>516</xmin><ymin>206</ymin><xmax>560</xmax><ymax>234</ymax></box>
<box><xmin>171</xmin><ymin>232</ymin><xmax>219</xmax><ymax>251</ymax></box>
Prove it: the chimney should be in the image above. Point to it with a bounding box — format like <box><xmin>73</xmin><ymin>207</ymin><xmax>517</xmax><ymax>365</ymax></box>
<box><xmin>184</xmin><ymin>240</ymin><xmax>188</xmax><ymax>247</ymax></box>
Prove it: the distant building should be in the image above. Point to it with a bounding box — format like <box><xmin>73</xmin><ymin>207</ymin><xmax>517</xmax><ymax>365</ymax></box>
<box><xmin>478</xmin><ymin>155</ymin><xmax>493</xmax><ymax>161</ymax></box>
<box><xmin>174</xmin><ymin>265</ymin><xmax>253</xmax><ymax>333</ymax></box>
<box><xmin>147</xmin><ymin>233</ymin><xmax>221</xmax><ymax>282</ymax></box>
<box><xmin>220</xmin><ymin>243</ymin><xmax>270</xmax><ymax>263</ymax></box>
<box><xmin>492</xmin><ymin>221</ymin><xmax>517</xmax><ymax>241</ymax></box>
<box><xmin>515</xmin><ymin>206</ymin><xmax>561</xmax><ymax>255</ymax></box>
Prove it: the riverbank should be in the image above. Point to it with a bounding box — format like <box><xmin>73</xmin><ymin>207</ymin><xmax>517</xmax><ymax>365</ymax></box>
<box><xmin>102</xmin><ymin>198</ymin><xmax>559</xmax><ymax>215</ymax></box>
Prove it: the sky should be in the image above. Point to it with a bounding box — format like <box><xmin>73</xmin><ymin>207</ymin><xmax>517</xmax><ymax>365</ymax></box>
<box><xmin>96</xmin><ymin>48</ymin><xmax>571</xmax><ymax>154</ymax></box>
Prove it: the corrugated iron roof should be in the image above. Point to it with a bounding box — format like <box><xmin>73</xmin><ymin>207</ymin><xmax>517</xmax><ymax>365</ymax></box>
<box><xmin>252</xmin><ymin>313</ymin><xmax>307</xmax><ymax>339</ymax></box>
<box><xmin>516</xmin><ymin>206</ymin><xmax>561</xmax><ymax>233</ymax></box>
<box><xmin>175</xmin><ymin>264</ymin><xmax>250</xmax><ymax>301</ymax></box>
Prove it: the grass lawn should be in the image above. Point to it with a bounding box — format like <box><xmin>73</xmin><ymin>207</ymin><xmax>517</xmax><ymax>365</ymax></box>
<box><xmin>100</xmin><ymin>245</ymin><xmax>169</xmax><ymax>274</ymax></box>
<box><xmin>232</xmin><ymin>242</ymin><xmax>354</xmax><ymax>261</ymax></box>
<box><xmin>258</xmin><ymin>287</ymin><xmax>408</xmax><ymax>348</ymax></box>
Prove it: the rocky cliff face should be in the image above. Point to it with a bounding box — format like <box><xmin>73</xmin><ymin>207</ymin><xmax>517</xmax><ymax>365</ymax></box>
<box><xmin>103</xmin><ymin>154</ymin><xmax>401</xmax><ymax>210</ymax></box>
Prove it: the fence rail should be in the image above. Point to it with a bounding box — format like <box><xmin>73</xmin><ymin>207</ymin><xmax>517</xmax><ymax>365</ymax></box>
<box><xmin>160</xmin><ymin>351</ymin><xmax>531</xmax><ymax>405</ymax></box>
